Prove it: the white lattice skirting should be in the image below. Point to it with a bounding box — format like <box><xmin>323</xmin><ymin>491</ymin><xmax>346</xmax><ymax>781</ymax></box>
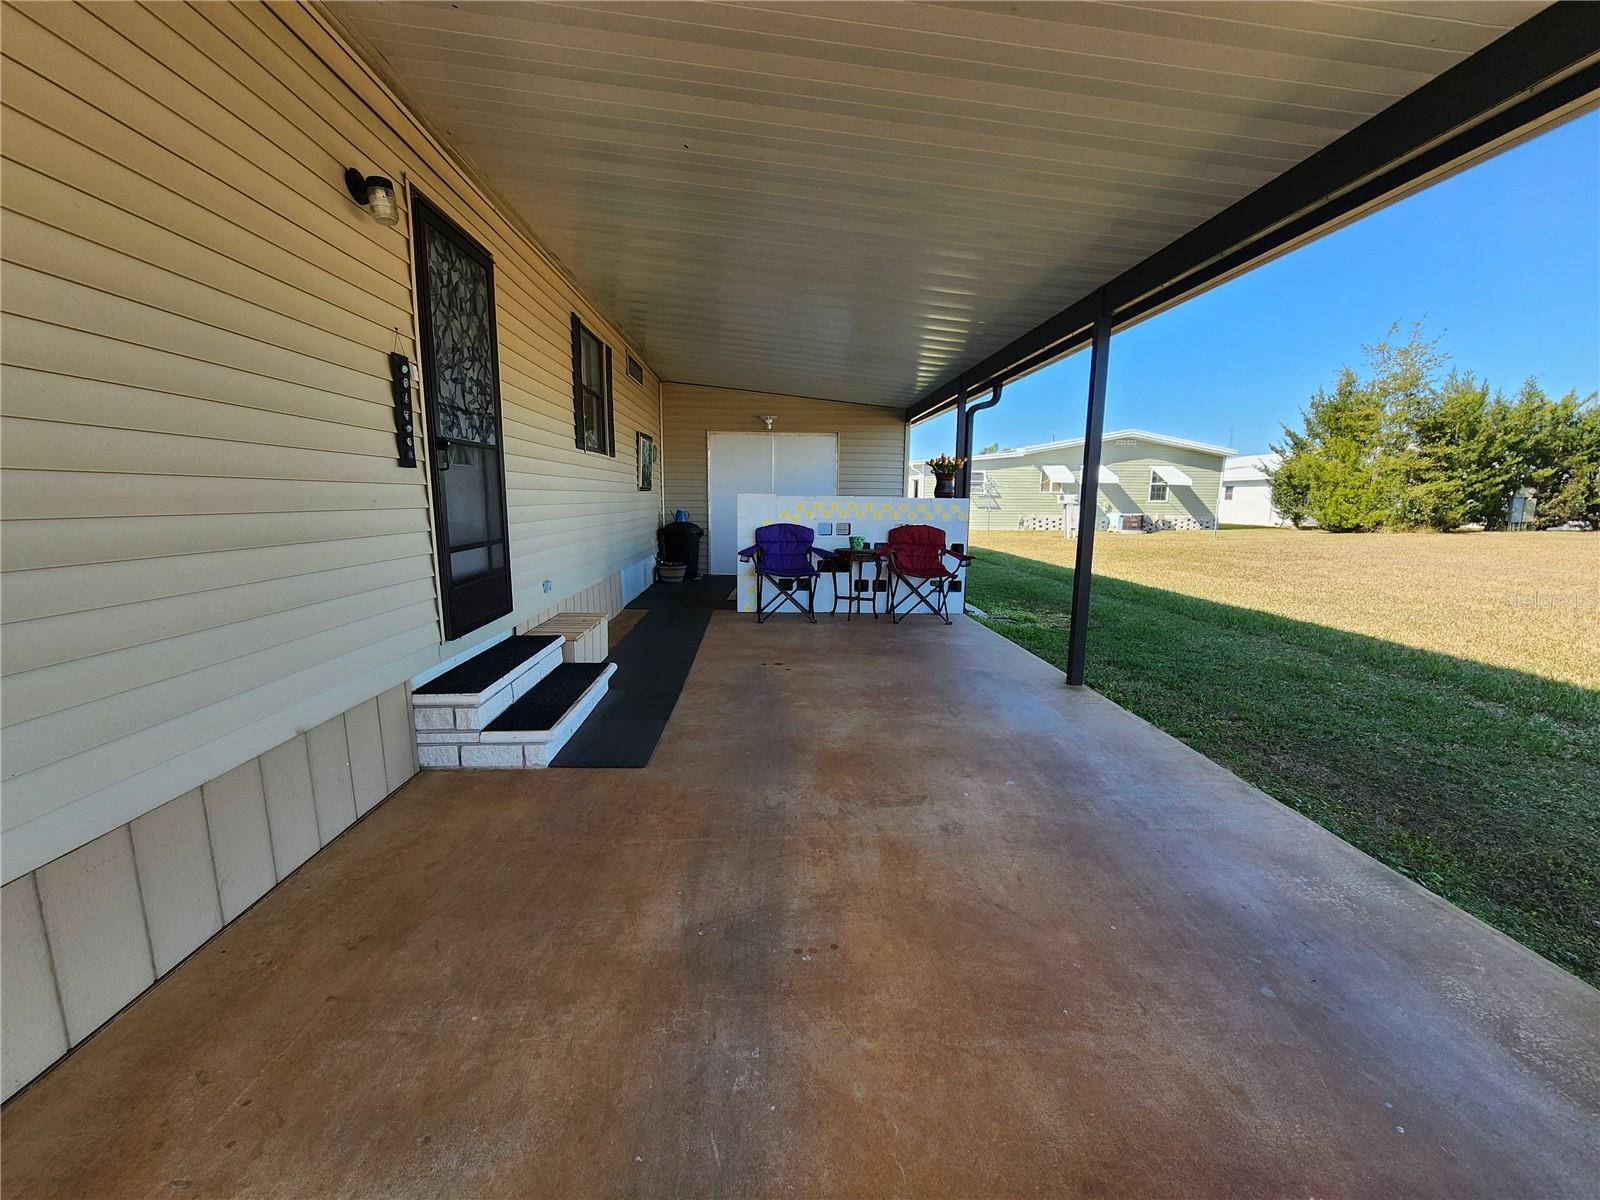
<box><xmin>1016</xmin><ymin>513</ymin><xmax>1218</xmax><ymax>533</ymax></box>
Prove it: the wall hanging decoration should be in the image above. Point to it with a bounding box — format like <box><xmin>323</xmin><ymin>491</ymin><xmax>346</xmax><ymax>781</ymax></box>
<box><xmin>637</xmin><ymin>432</ymin><xmax>655</xmax><ymax>490</ymax></box>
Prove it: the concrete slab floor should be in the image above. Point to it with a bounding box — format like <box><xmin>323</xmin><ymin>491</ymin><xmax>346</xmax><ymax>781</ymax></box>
<box><xmin>3</xmin><ymin>614</ymin><xmax>1597</xmax><ymax>1198</ymax></box>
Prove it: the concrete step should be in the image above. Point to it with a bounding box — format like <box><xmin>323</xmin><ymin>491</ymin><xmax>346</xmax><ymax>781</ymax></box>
<box><xmin>418</xmin><ymin>662</ymin><xmax>617</xmax><ymax>770</ymax></box>
<box><xmin>411</xmin><ymin>634</ymin><xmax>563</xmax><ymax>734</ymax></box>
<box><xmin>479</xmin><ymin>662</ymin><xmax>617</xmax><ymax>767</ymax></box>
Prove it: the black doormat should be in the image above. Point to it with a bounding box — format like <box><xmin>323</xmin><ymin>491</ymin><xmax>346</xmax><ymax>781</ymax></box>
<box><xmin>413</xmin><ymin>634</ymin><xmax>560</xmax><ymax>697</ymax></box>
<box><xmin>485</xmin><ymin>663</ymin><xmax>608</xmax><ymax>733</ymax></box>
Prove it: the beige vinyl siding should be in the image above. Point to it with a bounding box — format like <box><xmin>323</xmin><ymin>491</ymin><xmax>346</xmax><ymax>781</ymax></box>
<box><xmin>661</xmin><ymin>384</ymin><xmax>907</xmax><ymax>572</ymax></box>
<box><xmin>0</xmin><ymin>1</ymin><xmax>663</xmax><ymax>881</ymax></box>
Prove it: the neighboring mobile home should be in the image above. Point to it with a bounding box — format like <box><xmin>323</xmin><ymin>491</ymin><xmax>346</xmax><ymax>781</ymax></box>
<box><xmin>1219</xmin><ymin>453</ymin><xmax>1291</xmax><ymax>527</ymax></box>
<box><xmin>912</xmin><ymin>430</ymin><xmax>1234</xmax><ymax>533</ymax></box>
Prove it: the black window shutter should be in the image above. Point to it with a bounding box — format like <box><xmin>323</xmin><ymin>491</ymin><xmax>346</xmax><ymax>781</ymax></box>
<box><xmin>569</xmin><ymin>313</ymin><xmax>584</xmax><ymax>450</ymax></box>
<box><xmin>604</xmin><ymin>345</ymin><xmax>616</xmax><ymax>456</ymax></box>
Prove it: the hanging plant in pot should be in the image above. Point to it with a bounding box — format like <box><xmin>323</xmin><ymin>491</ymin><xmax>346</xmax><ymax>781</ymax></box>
<box><xmin>926</xmin><ymin>454</ymin><xmax>967</xmax><ymax>498</ymax></box>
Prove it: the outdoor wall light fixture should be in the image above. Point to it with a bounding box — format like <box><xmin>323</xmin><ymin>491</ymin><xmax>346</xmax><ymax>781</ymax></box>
<box><xmin>757</xmin><ymin>415</ymin><xmax>776</xmax><ymax>429</ymax></box>
<box><xmin>344</xmin><ymin>168</ymin><xmax>399</xmax><ymax>226</ymax></box>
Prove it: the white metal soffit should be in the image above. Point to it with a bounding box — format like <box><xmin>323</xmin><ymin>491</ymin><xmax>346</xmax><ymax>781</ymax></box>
<box><xmin>329</xmin><ymin>1</ymin><xmax>1548</xmax><ymax>407</ymax></box>
<box><xmin>1151</xmin><ymin>463</ymin><xmax>1195</xmax><ymax>486</ymax></box>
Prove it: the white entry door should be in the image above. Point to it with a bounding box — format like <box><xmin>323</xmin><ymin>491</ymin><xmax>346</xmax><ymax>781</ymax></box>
<box><xmin>707</xmin><ymin>433</ymin><xmax>838</xmax><ymax>573</ymax></box>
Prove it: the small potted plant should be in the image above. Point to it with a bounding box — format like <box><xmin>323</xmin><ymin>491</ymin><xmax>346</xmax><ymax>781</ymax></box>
<box><xmin>926</xmin><ymin>454</ymin><xmax>967</xmax><ymax>498</ymax></box>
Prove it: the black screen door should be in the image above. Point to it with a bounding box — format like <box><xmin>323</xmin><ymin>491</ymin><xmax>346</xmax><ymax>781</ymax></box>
<box><xmin>412</xmin><ymin>192</ymin><xmax>512</xmax><ymax>641</ymax></box>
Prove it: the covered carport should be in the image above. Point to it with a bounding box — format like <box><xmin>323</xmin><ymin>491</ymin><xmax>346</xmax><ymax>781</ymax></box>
<box><xmin>3</xmin><ymin>3</ymin><xmax>1599</xmax><ymax>1195</ymax></box>
<box><xmin>331</xmin><ymin>0</ymin><xmax>1599</xmax><ymax>680</ymax></box>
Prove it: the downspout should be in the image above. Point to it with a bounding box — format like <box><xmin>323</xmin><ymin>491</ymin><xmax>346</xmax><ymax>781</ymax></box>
<box><xmin>952</xmin><ymin>382</ymin><xmax>970</xmax><ymax>496</ymax></box>
<box><xmin>960</xmin><ymin>383</ymin><xmax>1003</xmax><ymax>498</ymax></box>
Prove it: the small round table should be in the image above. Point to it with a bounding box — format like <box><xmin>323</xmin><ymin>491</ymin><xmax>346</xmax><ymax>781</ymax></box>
<box><xmin>824</xmin><ymin>547</ymin><xmax>888</xmax><ymax>620</ymax></box>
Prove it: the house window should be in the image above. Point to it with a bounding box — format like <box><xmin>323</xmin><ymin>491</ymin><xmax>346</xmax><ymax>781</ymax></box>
<box><xmin>1040</xmin><ymin>468</ymin><xmax>1069</xmax><ymax>494</ymax></box>
<box><xmin>625</xmin><ymin>352</ymin><xmax>645</xmax><ymax>385</ymax></box>
<box><xmin>570</xmin><ymin>314</ymin><xmax>614</xmax><ymax>455</ymax></box>
<box><xmin>1148</xmin><ymin>471</ymin><xmax>1168</xmax><ymax>502</ymax></box>
<box><xmin>1224</xmin><ymin>484</ymin><xmax>1234</xmax><ymax>500</ymax></box>
<box><xmin>969</xmin><ymin>469</ymin><xmax>987</xmax><ymax>493</ymax></box>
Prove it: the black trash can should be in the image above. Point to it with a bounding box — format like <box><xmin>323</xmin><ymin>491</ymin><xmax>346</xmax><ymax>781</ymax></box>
<box><xmin>657</xmin><ymin>521</ymin><xmax>704</xmax><ymax>580</ymax></box>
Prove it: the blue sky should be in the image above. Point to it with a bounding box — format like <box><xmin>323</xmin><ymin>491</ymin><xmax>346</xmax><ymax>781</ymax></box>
<box><xmin>911</xmin><ymin>111</ymin><xmax>1600</xmax><ymax>461</ymax></box>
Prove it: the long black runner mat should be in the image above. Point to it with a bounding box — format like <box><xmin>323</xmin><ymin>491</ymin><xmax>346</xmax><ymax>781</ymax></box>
<box><xmin>550</xmin><ymin>575</ymin><xmax>733</xmax><ymax>768</ymax></box>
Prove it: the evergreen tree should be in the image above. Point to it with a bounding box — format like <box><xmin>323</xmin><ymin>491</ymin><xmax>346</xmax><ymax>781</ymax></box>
<box><xmin>1400</xmin><ymin>371</ymin><xmax>1498</xmax><ymax>530</ymax></box>
<box><xmin>1271</xmin><ymin>323</ymin><xmax>1598</xmax><ymax>531</ymax></box>
<box><xmin>1270</xmin><ymin>325</ymin><xmax>1433</xmax><ymax>531</ymax></box>
<box><xmin>1507</xmin><ymin>382</ymin><xmax>1600</xmax><ymax>529</ymax></box>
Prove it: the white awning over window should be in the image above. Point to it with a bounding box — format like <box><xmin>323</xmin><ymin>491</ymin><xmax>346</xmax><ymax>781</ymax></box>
<box><xmin>1048</xmin><ymin>464</ymin><xmax>1119</xmax><ymax>487</ymax></box>
<box><xmin>1151</xmin><ymin>464</ymin><xmax>1193</xmax><ymax>487</ymax></box>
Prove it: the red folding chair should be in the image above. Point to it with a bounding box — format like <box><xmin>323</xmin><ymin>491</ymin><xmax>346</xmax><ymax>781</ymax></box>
<box><xmin>884</xmin><ymin>525</ymin><xmax>972</xmax><ymax>624</ymax></box>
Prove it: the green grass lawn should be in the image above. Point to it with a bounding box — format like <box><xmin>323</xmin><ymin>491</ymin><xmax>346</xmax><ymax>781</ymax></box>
<box><xmin>965</xmin><ymin>546</ymin><xmax>1600</xmax><ymax>985</ymax></box>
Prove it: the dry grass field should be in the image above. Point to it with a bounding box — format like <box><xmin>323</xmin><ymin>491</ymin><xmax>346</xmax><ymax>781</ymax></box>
<box><xmin>962</xmin><ymin>528</ymin><xmax>1599</xmax><ymax>983</ymax></box>
<box><xmin>970</xmin><ymin>528</ymin><xmax>1600</xmax><ymax>688</ymax></box>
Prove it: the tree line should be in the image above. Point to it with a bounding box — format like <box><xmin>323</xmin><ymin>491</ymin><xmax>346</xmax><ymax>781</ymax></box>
<box><xmin>1270</xmin><ymin>325</ymin><xmax>1600</xmax><ymax>531</ymax></box>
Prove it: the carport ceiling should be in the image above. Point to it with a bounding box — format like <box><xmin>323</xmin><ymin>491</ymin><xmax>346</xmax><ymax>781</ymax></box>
<box><xmin>329</xmin><ymin>1</ymin><xmax>1549</xmax><ymax>407</ymax></box>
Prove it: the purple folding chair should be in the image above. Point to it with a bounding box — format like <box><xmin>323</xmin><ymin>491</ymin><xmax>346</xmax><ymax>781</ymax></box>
<box><xmin>738</xmin><ymin>523</ymin><xmax>828</xmax><ymax>623</ymax></box>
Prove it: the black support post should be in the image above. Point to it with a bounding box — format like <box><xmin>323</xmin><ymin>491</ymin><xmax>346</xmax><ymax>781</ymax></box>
<box><xmin>1065</xmin><ymin>290</ymin><xmax>1111</xmax><ymax>687</ymax></box>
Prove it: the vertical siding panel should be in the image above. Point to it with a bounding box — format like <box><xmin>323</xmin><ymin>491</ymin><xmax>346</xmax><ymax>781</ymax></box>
<box><xmin>260</xmin><ymin>737</ymin><xmax>320</xmax><ymax>877</ymax></box>
<box><xmin>35</xmin><ymin>828</ymin><xmax>154</xmax><ymax>1043</ymax></box>
<box><xmin>201</xmin><ymin>761</ymin><xmax>276</xmax><ymax>921</ymax></box>
<box><xmin>344</xmin><ymin>699</ymin><xmax>386</xmax><ymax>816</ymax></box>
<box><xmin>305</xmin><ymin>714</ymin><xmax>358</xmax><ymax>843</ymax></box>
<box><xmin>1</xmin><ymin>876</ymin><xmax>68</xmax><ymax>1099</ymax></box>
<box><xmin>129</xmin><ymin>789</ymin><xmax>223</xmax><ymax>975</ymax></box>
<box><xmin>375</xmin><ymin>684</ymin><xmax>416</xmax><ymax>794</ymax></box>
